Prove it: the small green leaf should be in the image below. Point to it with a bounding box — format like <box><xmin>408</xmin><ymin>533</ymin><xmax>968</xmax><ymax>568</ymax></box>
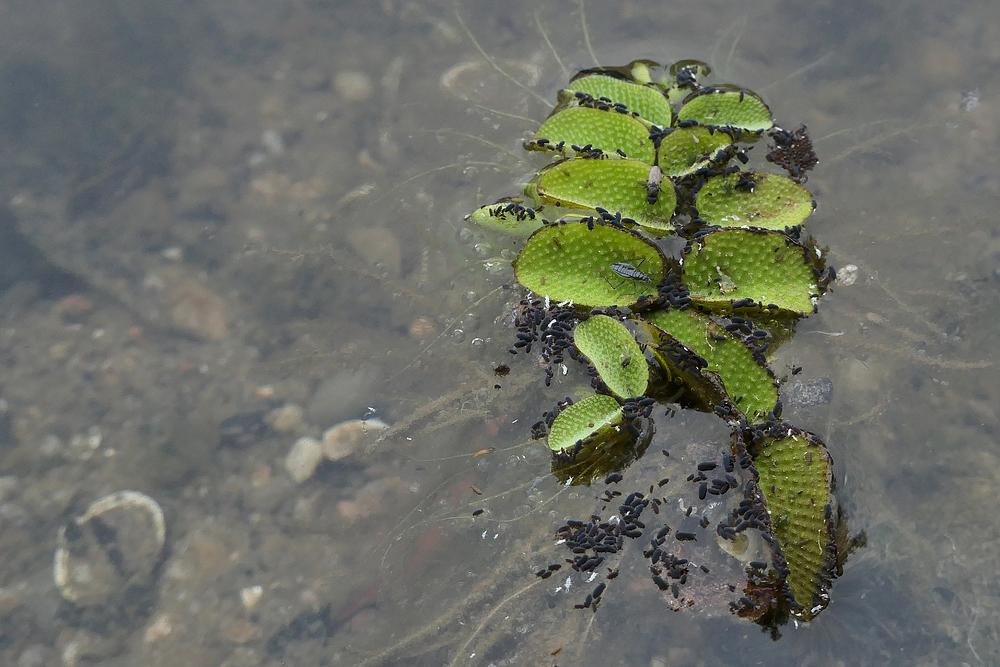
<box><xmin>468</xmin><ymin>198</ymin><xmax>544</xmax><ymax>236</ymax></box>
<box><xmin>547</xmin><ymin>394</ymin><xmax>623</xmax><ymax>453</ymax></box>
<box><xmin>633</xmin><ymin>317</ymin><xmax>728</xmax><ymax>411</ymax></box>
<box><xmin>573</xmin><ymin>315</ymin><xmax>648</xmax><ymax>398</ymax></box>
<box><xmin>645</xmin><ymin>308</ymin><xmax>778</xmax><ymax>422</ymax></box>
<box><xmin>528</xmin><ymin>107</ymin><xmax>656</xmax><ymax>164</ymax></box>
<box><xmin>678</xmin><ymin>89</ymin><xmax>773</xmax><ymax>133</ymax></box>
<box><xmin>695</xmin><ymin>172</ymin><xmax>815</xmax><ymax>230</ymax></box>
<box><xmin>750</xmin><ymin>426</ymin><xmax>836</xmax><ymax>621</ymax></box>
<box><xmin>514</xmin><ymin>220</ymin><xmax>666</xmax><ymax>307</ymax></box>
<box><xmin>566</xmin><ymin>75</ymin><xmax>673</xmax><ymax>126</ymax></box>
<box><xmin>681</xmin><ymin>228</ymin><xmax>821</xmax><ymax>315</ymax></box>
<box><xmin>547</xmin><ymin>393</ymin><xmax>652</xmax><ymax>486</ymax></box>
<box><xmin>656</xmin><ymin>126</ymin><xmax>735</xmax><ymax>178</ymax></box>
<box><xmin>528</xmin><ymin>159</ymin><xmax>677</xmax><ymax>232</ymax></box>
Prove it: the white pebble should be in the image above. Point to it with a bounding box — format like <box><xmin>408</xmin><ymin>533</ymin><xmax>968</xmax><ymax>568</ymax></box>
<box><xmin>322</xmin><ymin>419</ymin><xmax>389</xmax><ymax>461</ymax></box>
<box><xmin>334</xmin><ymin>71</ymin><xmax>373</xmax><ymax>102</ymax></box>
<box><xmin>284</xmin><ymin>437</ymin><xmax>323</xmax><ymax>483</ymax></box>
<box><xmin>240</xmin><ymin>585</ymin><xmax>264</xmax><ymax>611</ymax></box>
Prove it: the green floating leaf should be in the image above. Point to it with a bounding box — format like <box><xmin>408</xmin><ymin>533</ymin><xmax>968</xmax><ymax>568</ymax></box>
<box><xmin>548</xmin><ymin>393</ymin><xmax>652</xmax><ymax>486</ymax></box>
<box><xmin>633</xmin><ymin>317</ymin><xmax>727</xmax><ymax>411</ymax></box>
<box><xmin>681</xmin><ymin>228</ymin><xmax>820</xmax><ymax>315</ymax></box>
<box><xmin>751</xmin><ymin>427</ymin><xmax>836</xmax><ymax>621</ymax></box>
<box><xmin>656</xmin><ymin>126</ymin><xmax>734</xmax><ymax>178</ymax></box>
<box><xmin>678</xmin><ymin>89</ymin><xmax>773</xmax><ymax>133</ymax></box>
<box><xmin>566</xmin><ymin>75</ymin><xmax>673</xmax><ymax>127</ymax></box>
<box><xmin>573</xmin><ymin>315</ymin><xmax>648</xmax><ymax>398</ymax></box>
<box><xmin>695</xmin><ymin>172</ymin><xmax>815</xmax><ymax>230</ymax></box>
<box><xmin>570</xmin><ymin>59</ymin><xmax>662</xmax><ymax>86</ymax></box>
<box><xmin>645</xmin><ymin>308</ymin><xmax>777</xmax><ymax>422</ymax></box>
<box><xmin>527</xmin><ymin>159</ymin><xmax>677</xmax><ymax>232</ymax></box>
<box><xmin>528</xmin><ymin>107</ymin><xmax>656</xmax><ymax>164</ymax></box>
<box><xmin>468</xmin><ymin>198</ymin><xmax>544</xmax><ymax>236</ymax></box>
<box><xmin>514</xmin><ymin>220</ymin><xmax>666</xmax><ymax>307</ymax></box>
<box><xmin>547</xmin><ymin>394</ymin><xmax>623</xmax><ymax>453</ymax></box>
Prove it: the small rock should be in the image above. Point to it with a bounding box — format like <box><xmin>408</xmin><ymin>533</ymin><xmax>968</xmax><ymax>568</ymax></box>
<box><xmin>334</xmin><ymin>71</ymin><xmax>373</xmax><ymax>102</ymax></box>
<box><xmin>285</xmin><ymin>437</ymin><xmax>323</xmax><ymax>483</ymax></box>
<box><xmin>836</xmin><ymin>264</ymin><xmax>859</xmax><ymax>287</ymax></box>
<box><xmin>240</xmin><ymin>584</ymin><xmax>264</xmax><ymax>611</ymax></box>
<box><xmin>267</xmin><ymin>403</ymin><xmax>304</xmax><ymax>432</ymax></box>
<box><xmin>322</xmin><ymin>419</ymin><xmax>389</xmax><ymax>462</ymax></box>
<box><xmin>143</xmin><ymin>614</ymin><xmax>173</xmax><ymax>644</ymax></box>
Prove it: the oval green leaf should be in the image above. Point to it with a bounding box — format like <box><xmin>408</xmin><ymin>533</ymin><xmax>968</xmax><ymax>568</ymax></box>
<box><xmin>547</xmin><ymin>393</ymin><xmax>623</xmax><ymax>453</ymax></box>
<box><xmin>567</xmin><ymin>75</ymin><xmax>673</xmax><ymax>127</ymax></box>
<box><xmin>750</xmin><ymin>426</ymin><xmax>836</xmax><ymax>621</ymax></box>
<box><xmin>632</xmin><ymin>317</ymin><xmax>727</xmax><ymax>410</ymax></box>
<box><xmin>528</xmin><ymin>107</ymin><xmax>656</xmax><ymax>164</ymax></box>
<box><xmin>528</xmin><ymin>159</ymin><xmax>676</xmax><ymax>232</ymax></box>
<box><xmin>573</xmin><ymin>314</ymin><xmax>648</xmax><ymax>398</ymax></box>
<box><xmin>514</xmin><ymin>220</ymin><xmax>666</xmax><ymax>307</ymax></box>
<box><xmin>656</xmin><ymin>126</ymin><xmax>735</xmax><ymax>178</ymax></box>
<box><xmin>681</xmin><ymin>228</ymin><xmax>821</xmax><ymax>315</ymax></box>
<box><xmin>468</xmin><ymin>198</ymin><xmax>544</xmax><ymax>236</ymax></box>
<box><xmin>695</xmin><ymin>172</ymin><xmax>815</xmax><ymax>230</ymax></box>
<box><xmin>677</xmin><ymin>89</ymin><xmax>773</xmax><ymax>133</ymax></box>
<box><xmin>645</xmin><ymin>308</ymin><xmax>778</xmax><ymax>422</ymax></box>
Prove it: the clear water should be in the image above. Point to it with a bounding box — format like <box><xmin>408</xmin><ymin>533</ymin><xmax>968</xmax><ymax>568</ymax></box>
<box><xmin>0</xmin><ymin>0</ymin><xmax>997</xmax><ymax>665</ymax></box>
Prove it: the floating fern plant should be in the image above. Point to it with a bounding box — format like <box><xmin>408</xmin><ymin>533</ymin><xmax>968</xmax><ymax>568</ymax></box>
<box><xmin>471</xmin><ymin>59</ymin><xmax>859</xmax><ymax>632</ymax></box>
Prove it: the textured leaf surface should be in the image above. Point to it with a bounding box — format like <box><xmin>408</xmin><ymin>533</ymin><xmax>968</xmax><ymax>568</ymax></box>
<box><xmin>567</xmin><ymin>75</ymin><xmax>673</xmax><ymax>126</ymax></box>
<box><xmin>695</xmin><ymin>172</ymin><xmax>814</xmax><ymax>230</ymax></box>
<box><xmin>529</xmin><ymin>159</ymin><xmax>676</xmax><ymax>232</ymax></box>
<box><xmin>678</xmin><ymin>90</ymin><xmax>773</xmax><ymax>132</ymax></box>
<box><xmin>514</xmin><ymin>221</ymin><xmax>666</xmax><ymax>307</ymax></box>
<box><xmin>633</xmin><ymin>318</ymin><xmax>726</xmax><ymax>410</ymax></box>
<box><xmin>530</xmin><ymin>107</ymin><xmax>656</xmax><ymax>164</ymax></box>
<box><xmin>752</xmin><ymin>428</ymin><xmax>835</xmax><ymax>620</ymax></box>
<box><xmin>682</xmin><ymin>228</ymin><xmax>819</xmax><ymax>315</ymax></box>
<box><xmin>547</xmin><ymin>394</ymin><xmax>623</xmax><ymax>453</ymax></box>
<box><xmin>468</xmin><ymin>200</ymin><xmax>544</xmax><ymax>236</ymax></box>
<box><xmin>656</xmin><ymin>126</ymin><xmax>734</xmax><ymax>177</ymax></box>
<box><xmin>573</xmin><ymin>315</ymin><xmax>648</xmax><ymax>398</ymax></box>
<box><xmin>645</xmin><ymin>308</ymin><xmax>777</xmax><ymax>422</ymax></box>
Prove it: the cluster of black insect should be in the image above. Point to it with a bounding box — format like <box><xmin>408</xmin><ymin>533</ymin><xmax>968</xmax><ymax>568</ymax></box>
<box><xmin>688</xmin><ymin>454</ymin><xmax>740</xmax><ymax>501</ymax></box>
<box><xmin>634</xmin><ymin>272</ymin><xmax>692</xmax><ymax>312</ymax></box>
<box><xmin>618</xmin><ymin>396</ymin><xmax>656</xmax><ymax>436</ymax></box>
<box><xmin>766</xmin><ymin>125</ymin><xmax>818</xmax><ymax>183</ymax></box>
<box><xmin>572</xmin><ymin>90</ymin><xmax>641</xmax><ymax>118</ymax></box>
<box><xmin>569</xmin><ymin>143</ymin><xmax>607</xmax><ymax>159</ymax></box>
<box><xmin>507</xmin><ymin>299</ymin><xmax>585</xmax><ymax>386</ymax></box>
<box><xmin>524</xmin><ymin>137</ymin><xmax>566</xmax><ymax>153</ymax></box>
<box><xmin>487</xmin><ymin>200</ymin><xmax>536</xmax><ymax>222</ymax></box>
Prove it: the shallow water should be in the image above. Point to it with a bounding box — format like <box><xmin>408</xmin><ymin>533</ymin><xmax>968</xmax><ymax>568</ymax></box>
<box><xmin>0</xmin><ymin>0</ymin><xmax>998</xmax><ymax>665</ymax></box>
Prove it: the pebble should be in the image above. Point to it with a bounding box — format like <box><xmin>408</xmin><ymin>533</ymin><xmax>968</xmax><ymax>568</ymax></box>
<box><xmin>322</xmin><ymin>418</ymin><xmax>389</xmax><ymax>462</ymax></box>
<box><xmin>147</xmin><ymin>267</ymin><xmax>229</xmax><ymax>341</ymax></box>
<box><xmin>836</xmin><ymin>263</ymin><xmax>859</xmax><ymax>287</ymax></box>
<box><xmin>239</xmin><ymin>584</ymin><xmax>264</xmax><ymax>611</ymax></box>
<box><xmin>267</xmin><ymin>403</ymin><xmax>304</xmax><ymax>432</ymax></box>
<box><xmin>284</xmin><ymin>437</ymin><xmax>324</xmax><ymax>483</ymax></box>
<box><xmin>334</xmin><ymin>71</ymin><xmax>373</xmax><ymax>102</ymax></box>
